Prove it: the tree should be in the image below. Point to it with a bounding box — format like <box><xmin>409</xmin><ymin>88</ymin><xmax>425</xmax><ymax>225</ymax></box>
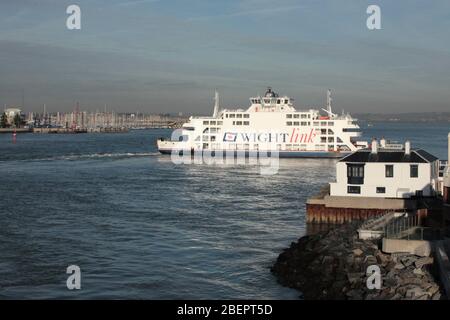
<box><xmin>0</xmin><ymin>113</ymin><xmax>8</xmax><ymax>128</ymax></box>
<box><xmin>13</xmin><ymin>113</ymin><xmax>23</xmax><ymax>128</ymax></box>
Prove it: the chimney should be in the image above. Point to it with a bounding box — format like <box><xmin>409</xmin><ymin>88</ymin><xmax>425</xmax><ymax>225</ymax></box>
<box><xmin>405</xmin><ymin>140</ymin><xmax>411</xmax><ymax>155</ymax></box>
<box><xmin>380</xmin><ymin>138</ymin><xmax>386</xmax><ymax>148</ymax></box>
<box><xmin>371</xmin><ymin>139</ymin><xmax>378</xmax><ymax>154</ymax></box>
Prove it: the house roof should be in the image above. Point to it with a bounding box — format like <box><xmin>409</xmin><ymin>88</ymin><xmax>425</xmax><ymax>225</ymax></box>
<box><xmin>340</xmin><ymin>149</ymin><xmax>438</xmax><ymax>163</ymax></box>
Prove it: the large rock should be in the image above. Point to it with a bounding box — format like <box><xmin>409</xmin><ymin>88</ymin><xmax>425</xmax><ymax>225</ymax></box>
<box><xmin>415</xmin><ymin>257</ymin><xmax>433</xmax><ymax>269</ymax></box>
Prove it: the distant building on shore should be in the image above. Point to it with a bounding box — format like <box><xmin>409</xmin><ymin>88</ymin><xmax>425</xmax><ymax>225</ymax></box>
<box><xmin>330</xmin><ymin>139</ymin><xmax>440</xmax><ymax>199</ymax></box>
<box><xmin>4</xmin><ymin>107</ymin><xmax>25</xmax><ymax>126</ymax></box>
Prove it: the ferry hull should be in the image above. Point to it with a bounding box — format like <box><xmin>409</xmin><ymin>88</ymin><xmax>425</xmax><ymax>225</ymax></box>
<box><xmin>158</xmin><ymin>148</ymin><xmax>348</xmax><ymax>159</ymax></box>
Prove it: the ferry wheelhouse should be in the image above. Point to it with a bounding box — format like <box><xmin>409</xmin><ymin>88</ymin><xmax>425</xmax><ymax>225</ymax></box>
<box><xmin>157</xmin><ymin>87</ymin><xmax>367</xmax><ymax>158</ymax></box>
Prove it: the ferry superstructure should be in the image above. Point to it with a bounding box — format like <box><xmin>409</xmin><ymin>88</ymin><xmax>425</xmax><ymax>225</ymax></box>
<box><xmin>157</xmin><ymin>87</ymin><xmax>367</xmax><ymax>158</ymax></box>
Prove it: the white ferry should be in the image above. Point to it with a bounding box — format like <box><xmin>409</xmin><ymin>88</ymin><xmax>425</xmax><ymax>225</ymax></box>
<box><xmin>157</xmin><ymin>87</ymin><xmax>368</xmax><ymax>158</ymax></box>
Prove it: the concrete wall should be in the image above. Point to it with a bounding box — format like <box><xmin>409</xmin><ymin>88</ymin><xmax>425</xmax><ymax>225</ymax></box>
<box><xmin>382</xmin><ymin>238</ymin><xmax>432</xmax><ymax>256</ymax></box>
<box><xmin>330</xmin><ymin>161</ymin><xmax>438</xmax><ymax>198</ymax></box>
<box><xmin>307</xmin><ymin>195</ymin><xmax>417</xmax><ymax>210</ymax></box>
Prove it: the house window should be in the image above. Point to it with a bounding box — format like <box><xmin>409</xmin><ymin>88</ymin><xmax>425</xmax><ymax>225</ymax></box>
<box><xmin>347</xmin><ymin>164</ymin><xmax>364</xmax><ymax>184</ymax></box>
<box><xmin>410</xmin><ymin>165</ymin><xmax>418</xmax><ymax>178</ymax></box>
<box><xmin>348</xmin><ymin>186</ymin><xmax>361</xmax><ymax>194</ymax></box>
<box><xmin>376</xmin><ymin>187</ymin><xmax>386</xmax><ymax>194</ymax></box>
<box><xmin>385</xmin><ymin>165</ymin><xmax>394</xmax><ymax>178</ymax></box>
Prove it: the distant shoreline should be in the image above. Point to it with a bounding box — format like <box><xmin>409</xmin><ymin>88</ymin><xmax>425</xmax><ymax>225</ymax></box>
<box><xmin>354</xmin><ymin>113</ymin><xmax>450</xmax><ymax>123</ymax></box>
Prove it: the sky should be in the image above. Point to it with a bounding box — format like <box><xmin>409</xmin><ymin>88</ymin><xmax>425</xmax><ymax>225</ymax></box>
<box><xmin>0</xmin><ymin>0</ymin><xmax>449</xmax><ymax>115</ymax></box>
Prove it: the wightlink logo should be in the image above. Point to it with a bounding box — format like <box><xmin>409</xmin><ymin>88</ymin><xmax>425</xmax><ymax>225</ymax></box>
<box><xmin>223</xmin><ymin>129</ymin><xmax>317</xmax><ymax>144</ymax></box>
<box><xmin>169</xmin><ymin>129</ymin><xmax>280</xmax><ymax>175</ymax></box>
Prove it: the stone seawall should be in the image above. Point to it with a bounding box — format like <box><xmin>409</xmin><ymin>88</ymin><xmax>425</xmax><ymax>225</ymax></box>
<box><xmin>271</xmin><ymin>223</ymin><xmax>444</xmax><ymax>300</ymax></box>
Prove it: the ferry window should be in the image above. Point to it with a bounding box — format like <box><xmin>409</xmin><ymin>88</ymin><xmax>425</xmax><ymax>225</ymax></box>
<box><xmin>347</xmin><ymin>186</ymin><xmax>361</xmax><ymax>194</ymax></box>
<box><xmin>410</xmin><ymin>165</ymin><xmax>419</xmax><ymax>178</ymax></box>
<box><xmin>301</xmin><ymin>114</ymin><xmax>307</xmax><ymax>119</ymax></box>
<box><xmin>229</xmin><ymin>114</ymin><xmax>235</xmax><ymax>118</ymax></box>
<box><xmin>313</xmin><ymin>122</ymin><xmax>319</xmax><ymax>126</ymax></box>
<box><xmin>328</xmin><ymin>129</ymin><xmax>334</xmax><ymax>134</ymax></box>
<box><xmin>286</xmin><ymin>114</ymin><xmax>292</xmax><ymax>119</ymax></box>
<box><xmin>243</xmin><ymin>121</ymin><xmax>249</xmax><ymax>125</ymax></box>
<box><xmin>286</xmin><ymin>121</ymin><xmax>292</xmax><ymax>126</ymax></box>
<box><xmin>301</xmin><ymin>122</ymin><xmax>308</xmax><ymax>126</ymax></box>
<box><xmin>285</xmin><ymin>99</ymin><xmax>289</xmax><ymax>104</ymax></box>
<box><xmin>211</xmin><ymin>136</ymin><xmax>216</xmax><ymax>142</ymax></box>
<box><xmin>232</xmin><ymin>121</ymin><xmax>236</xmax><ymax>125</ymax></box>
<box><xmin>225</xmin><ymin>114</ymin><xmax>228</xmax><ymax>118</ymax></box>
<box><xmin>243</xmin><ymin>114</ymin><xmax>250</xmax><ymax>118</ymax></box>
<box><xmin>321</xmin><ymin>122</ymin><xmax>327</xmax><ymax>126</ymax></box>
<box><xmin>202</xmin><ymin>135</ymin><xmax>209</xmax><ymax>141</ymax></box>
<box><xmin>376</xmin><ymin>187</ymin><xmax>386</xmax><ymax>194</ymax></box>
<box><xmin>294</xmin><ymin>114</ymin><xmax>299</xmax><ymax>119</ymax></box>
<box><xmin>236</xmin><ymin>121</ymin><xmax>242</xmax><ymax>125</ymax></box>
<box><xmin>217</xmin><ymin>121</ymin><xmax>223</xmax><ymax>125</ymax></box>
<box><xmin>294</xmin><ymin>122</ymin><xmax>299</xmax><ymax>126</ymax></box>
<box><xmin>203</xmin><ymin>121</ymin><xmax>209</xmax><ymax>125</ymax></box>
<box><xmin>385</xmin><ymin>165</ymin><xmax>394</xmax><ymax>178</ymax></box>
<box><xmin>337</xmin><ymin>137</ymin><xmax>343</xmax><ymax>143</ymax></box>
<box><xmin>321</xmin><ymin>129</ymin><xmax>327</xmax><ymax>134</ymax></box>
<box><xmin>264</xmin><ymin>99</ymin><xmax>270</xmax><ymax>104</ymax></box>
<box><xmin>236</xmin><ymin>114</ymin><xmax>242</xmax><ymax>118</ymax></box>
<box><xmin>321</xmin><ymin>137</ymin><xmax>327</xmax><ymax>143</ymax></box>
<box><xmin>328</xmin><ymin>122</ymin><xmax>334</xmax><ymax>126</ymax></box>
<box><xmin>210</xmin><ymin>128</ymin><xmax>217</xmax><ymax>133</ymax></box>
<box><xmin>277</xmin><ymin>99</ymin><xmax>281</xmax><ymax>104</ymax></box>
<box><xmin>328</xmin><ymin>137</ymin><xmax>334</xmax><ymax>142</ymax></box>
<box><xmin>308</xmin><ymin>114</ymin><xmax>311</xmax><ymax>118</ymax></box>
<box><xmin>210</xmin><ymin>121</ymin><xmax>216</xmax><ymax>125</ymax></box>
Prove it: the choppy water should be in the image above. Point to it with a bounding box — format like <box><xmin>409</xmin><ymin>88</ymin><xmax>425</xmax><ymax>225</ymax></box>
<box><xmin>0</xmin><ymin>122</ymin><xmax>448</xmax><ymax>299</ymax></box>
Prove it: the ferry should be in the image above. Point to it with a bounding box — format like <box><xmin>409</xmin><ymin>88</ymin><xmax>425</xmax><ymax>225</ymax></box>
<box><xmin>157</xmin><ymin>87</ymin><xmax>368</xmax><ymax>158</ymax></box>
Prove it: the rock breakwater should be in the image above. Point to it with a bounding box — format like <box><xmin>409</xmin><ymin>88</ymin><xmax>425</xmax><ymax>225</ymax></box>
<box><xmin>271</xmin><ymin>223</ymin><xmax>444</xmax><ymax>300</ymax></box>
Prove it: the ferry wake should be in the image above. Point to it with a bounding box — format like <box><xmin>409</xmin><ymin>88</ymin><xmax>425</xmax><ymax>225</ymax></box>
<box><xmin>157</xmin><ymin>87</ymin><xmax>368</xmax><ymax>158</ymax></box>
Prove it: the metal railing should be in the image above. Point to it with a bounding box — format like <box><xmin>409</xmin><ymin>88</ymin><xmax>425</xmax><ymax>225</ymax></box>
<box><xmin>384</xmin><ymin>214</ymin><xmax>423</xmax><ymax>240</ymax></box>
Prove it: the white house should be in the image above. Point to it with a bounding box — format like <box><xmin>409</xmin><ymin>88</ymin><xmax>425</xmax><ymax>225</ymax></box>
<box><xmin>330</xmin><ymin>139</ymin><xmax>440</xmax><ymax>198</ymax></box>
